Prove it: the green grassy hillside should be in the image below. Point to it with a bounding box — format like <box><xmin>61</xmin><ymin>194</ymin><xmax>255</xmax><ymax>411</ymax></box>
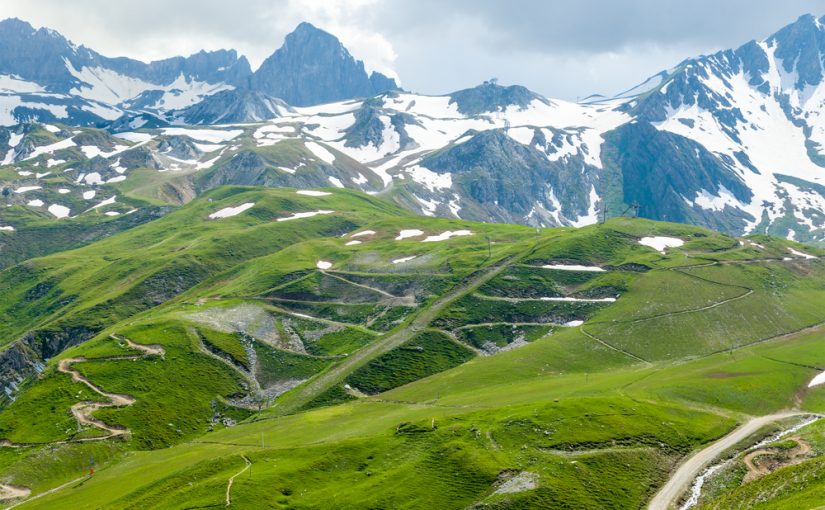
<box><xmin>0</xmin><ymin>187</ymin><xmax>824</xmax><ymax>509</ymax></box>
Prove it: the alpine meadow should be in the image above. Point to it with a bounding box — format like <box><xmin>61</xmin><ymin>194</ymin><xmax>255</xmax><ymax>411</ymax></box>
<box><xmin>2</xmin><ymin>2</ymin><xmax>825</xmax><ymax>509</ymax></box>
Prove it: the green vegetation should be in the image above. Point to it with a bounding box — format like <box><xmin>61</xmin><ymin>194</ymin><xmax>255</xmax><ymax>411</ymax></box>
<box><xmin>346</xmin><ymin>331</ymin><xmax>475</xmax><ymax>394</ymax></box>
<box><xmin>0</xmin><ymin>189</ymin><xmax>824</xmax><ymax>509</ymax></box>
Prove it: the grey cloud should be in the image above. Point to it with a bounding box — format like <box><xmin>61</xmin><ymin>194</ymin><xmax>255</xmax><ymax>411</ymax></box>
<box><xmin>2</xmin><ymin>0</ymin><xmax>823</xmax><ymax>99</ymax></box>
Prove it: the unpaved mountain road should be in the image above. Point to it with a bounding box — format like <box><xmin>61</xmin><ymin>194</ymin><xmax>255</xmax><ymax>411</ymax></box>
<box><xmin>55</xmin><ymin>335</ymin><xmax>165</xmax><ymax>439</ymax></box>
<box><xmin>271</xmin><ymin>256</ymin><xmax>518</xmax><ymax>416</ymax></box>
<box><xmin>648</xmin><ymin>411</ymin><xmax>808</xmax><ymax>510</ymax></box>
<box><xmin>0</xmin><ymin>335</ymin><xmax>165</xmax><ymax>505</ymax></box>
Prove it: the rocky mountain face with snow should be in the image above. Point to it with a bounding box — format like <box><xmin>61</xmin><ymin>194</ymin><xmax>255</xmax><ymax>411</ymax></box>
<box><xmin>2</xmin><ymin>15</ymin><xmax>825</xmax><ymax>243</ymax></box>
<box><xmin>617</xmin><ymin>13</ymin><xmax>825</xmax><ymax>242</ymax></box>
<box><xmin>249</xmin><ymin>22</ymin><xmax>399</xmax><ymax>107</ymax></box>
<box><xmin>0</xmin><ymin>19</ymin><xmax>392</xmax><ymax>126</ymax></box>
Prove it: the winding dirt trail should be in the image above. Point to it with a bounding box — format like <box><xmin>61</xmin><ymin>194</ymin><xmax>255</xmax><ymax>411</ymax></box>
<box><xmin>743</xmin><ymin>436</ymin><xmax>810</xmax><ymax>482</ymax></box>
<box><xmin>0</xmin><ymin>335</ymin><xmax>164</xmax><ymax>504</ymax></box>
<box><xmin>648</xmin><ymin>411</ymin><xmax>807</xmax><ymax>510</ymax></box>
<box><xmin>55</xmin><ymin>335</ymin><xmax>165</xmax><ymax>440</ymax></box>
<box><xmin>225</xmin><ymin>456</ymin><xmax>251</xmax><ymax>506</ymax></box>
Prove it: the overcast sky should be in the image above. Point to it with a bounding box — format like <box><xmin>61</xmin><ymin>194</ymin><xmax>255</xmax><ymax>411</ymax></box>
<box><xmin>3</xmin><ymin>0</ymin><xmax>824</xmax><ymax>99</ymax></box>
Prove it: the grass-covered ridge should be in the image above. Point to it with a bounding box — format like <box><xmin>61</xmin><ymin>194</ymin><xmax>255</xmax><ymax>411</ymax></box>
<box><xmin>0</xmin><ymin>187</ymin><xmax>824</xmax><ymax>508</ymax></box>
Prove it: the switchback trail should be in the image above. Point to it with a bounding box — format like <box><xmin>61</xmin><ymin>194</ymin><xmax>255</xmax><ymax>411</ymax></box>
<box><xmin>56</xmin><ymin>334</ymin><xmax>165</xmax><ymax>440</ymax></box>
<box><xmin>648</xmin><ymin>411</ymin><xmax>808</xmax><ymax>510</ymax></box>
<box><xmin>269</xmin><ymin>255</ymin><xmax>519</xmax><ymax>416</ymax></box>
<box><xmin>0</xmin><ymin>335</ymin><xmax>164</xmax><ymax>504</ymax></box>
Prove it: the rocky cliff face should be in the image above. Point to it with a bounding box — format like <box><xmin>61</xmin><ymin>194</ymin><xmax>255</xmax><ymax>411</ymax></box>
<box><xmin>249</xmin><ymin>22</ymin><xmax>399</xmax><ymax>107</ymax></box>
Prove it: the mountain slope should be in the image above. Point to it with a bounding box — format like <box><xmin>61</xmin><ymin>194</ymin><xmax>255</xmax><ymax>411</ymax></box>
<box><xmin>0</xmin><ymin>18</ymin><xmax>249</xmax><ymax>125</ymax></box>
<box><xmin>3</xmin><ymin>15</ymin><xmax>825</xmax><ymax>248</ymax></box>
<box><xmin>249</xmin><ymin>22</ymin><xmax>399</xmax><ymax>107</ymax></box>
<box><xmin>618</xmin><ymin>14</ymin><xmax>825</xmax><ymax>242</ymax></box>
<box><xmin>0</xmin><ymin>191</ymin><xmax>823</xmax><ymax>507</ymax></box>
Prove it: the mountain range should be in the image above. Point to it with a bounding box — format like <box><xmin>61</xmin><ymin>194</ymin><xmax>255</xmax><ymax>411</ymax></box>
<box><xmin>1</xmin><ymin>15</ymin><xmax>825</xmax><ymax>244</ymax></box>
<box><xmin>3</xmin><ymin>13</ymin><xmax>825</xmax><ymax>509</ymax></box>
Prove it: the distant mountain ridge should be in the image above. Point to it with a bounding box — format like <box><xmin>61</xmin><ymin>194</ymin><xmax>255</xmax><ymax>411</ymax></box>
<box><xmin>0</xmin><ymin>19</ymin><xmax>398</xmax><ymax>126</ymax></box>
<box><xmin>2</xmin><ymin>14</ymin><xmax>825</xmax><ymax>244</ymax></box>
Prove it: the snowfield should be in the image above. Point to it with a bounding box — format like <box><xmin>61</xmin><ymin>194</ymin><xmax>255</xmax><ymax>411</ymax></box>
<box><xmin>296</xmin><ymin>190</ymin><xmax>332</xmax><ymax>197</ymax></box>
<box><xmin>809</xmin><ymin>371</ymin><xmax>825</xmax><ymax>388</ymax></box>
<box><xmin>305</xmin><ymin>142</ymin><xmax>336</xmax><ymax>164</ymax></box>
<box><xmin>277</xmin><ymin>210</ymin><xmax>334</xmax><ymax>222</ymax></box>
<box><xmin>395</xmin><ymin>229</ymin><xmax>424</xmax><ymax>240</ymax></box>
<box><xmin>639</xmin><ymin>236</ymin><xmax>684</xmax><ymax>253</ymax></box>
<box><xmin>539</xmin><ymin>296</ymin><xmax>617</xmax><ymax>303</ymax></box>
<box><xmin>788</xmin><ymin>247</ymin><xmax>816</xmax><ymax>260</ymax></box>
<box><xmin>422</xmin><ymin>230</ymin><xmax>473</xmax><ymax>242</ymax></box>
<box><xmin>47</xmin><ymin>204</ymin><xmax>70</xmax><ymax>219</ymax></box>
<box><xmin>316</xmin><ymin>260</ymin><xmax>333</xmax><ymax>269</ymax></box>
<box><xmin>542</xmin><ymin>264</ymin><xmax>606</xmax><ymax>272</ymax></box>
<box><xmin>208</xmin><ymin>203</ymin><xmax>255</xmax><ymax>219</ymax></box>
<box><xmin>14</xmin><ymin>186</ymin><xmax>41</xmax><ymax>193</ymax></box>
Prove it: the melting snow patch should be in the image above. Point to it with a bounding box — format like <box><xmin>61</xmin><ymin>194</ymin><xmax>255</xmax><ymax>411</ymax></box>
<box><xmin>396</xmin><ymin>229</ymin><xmax>424</xmax><ymax>240</ymax></box>
<box><xmin>305</xmin><ymin>142</ymin><xmax>336</xmax><ymax>164</ymax></box>
<box><xmin>422</xmin><ymin>230</ymin><xmax>473</xmax><ymax>242</ymax></box>
<box><xmin>105</xmin><ymin>211</ymin><xmax>120</xmax><ymax>217</ymax></box>
<box><xmin>327</xmin><ymin>176</ymin><xmax>345</xmax><ymax>188</ymax></box>
<box><xmin>14</xmin><ymin>186</ymin><xmax>41</xmax><ymax>193</ymax></box>
<box><xmin>316</xmin><ymin>260</ymin><xmax>332</xmax><ymax>269</ymax></box>
<box><xmin>788</xmin><ymin>247</ymin><xmax>816</xmax><ymax>260</ymax></box>
<box><xmin>83</xmin><ymin>190</ymin><xmax>96</xmax><ymax>200</ymax></box>
<box><xmin>351</xmin><ymin>230</ymin><xmax>376</xmax><ymax>238</ymax></box>
<box><xmin>639</xmin><ymin>236</ymin><xmax>684</xmax><ymax>253</ymax></box>
<box><xmin>392</xmin><ymin>256</ymin><xmax>417</xmax><ymax>264</ymax></box>
<box><xmin>90</xmin><ymin>196</ymin><xmax>117</xmax><ymax>211</ymax></box>
<box><xmin>296</xmin><ymin>190</ymin><xmax>332</xmax><ymax>197</ymax></box>
<box><xmin>27</xmin><ymin>199</ymin><xmax>44</xmax><ymax>207</ymax></box>
<box><xmin>562</xmin><ymin>320</ymin><xmax>584</xmax><ymax>327</ymax></box>
<box><xmin>24</xmin><ymin>137</ymin><xmax>76</xmax><ymax>160</ymax></box>
<box><xmin>208</xmin><ymin>203</ymin><xmax>255</xmax><ymax>219</ymax></box>
<box><xmin>114</xmin><ymin>132</ymin><xmax>153</xmax><ymax>144</ymax></box>
<box><xmin>0</xmin><ymin>225</ymin><xmax>14</xmax><ymax>232</ymax></box>
<box><xmin>808</xmin><ymin>371</ymin><xmax>825</xmax><ymax>388</ymax></box>
<box><xmin>277</xmin><ymin>210</ymin><xmax>334</xmax><ymax>222</ymax></box>
<box><xmin>406</xmin><ymin>165</ymin><xmax>453</xmax><ymax>192</ymax></box>
<box><xmin>57</xmin><ymin>188</ymin><xmax>70</xmax><ymax>194</ymax></box>
<box><xmin>542</xmin><ymin>264</ymin><xmax>605</xmax><ymax>272</ymax></box>
<box><xmin>345</xmin><ymin>240</ymin><xmax>362</xmax><ymax>246</ymax></box>
<box><xmin>47</xmin><ymin>204</ymin><xmax>70</xmax><ymax>219</ymax></box>
<box><xmin>83</xmin><ymin>172</ymin><xmax>103</xmax><ymax>185</ymax></box>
